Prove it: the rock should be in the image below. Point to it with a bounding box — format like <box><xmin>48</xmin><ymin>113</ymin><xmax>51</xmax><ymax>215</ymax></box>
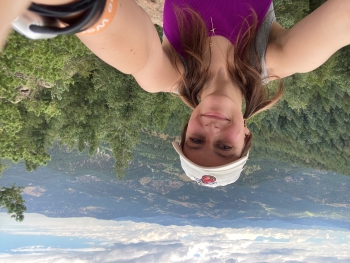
<box><xmin>135</xmin><ymin>0</ymin><xmax>165</xmax><ymax>26</ymax></box>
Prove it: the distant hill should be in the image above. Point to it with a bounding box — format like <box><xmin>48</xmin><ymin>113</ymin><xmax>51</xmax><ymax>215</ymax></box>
<box><xmin>1</xmin><ymin>149</ymin><xmax>350</xmax><ymax>229</ymax></box>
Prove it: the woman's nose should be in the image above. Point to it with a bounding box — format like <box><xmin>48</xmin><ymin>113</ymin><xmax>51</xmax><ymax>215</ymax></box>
<box><xmin>204</xmin><ymin>121</ymin><xmax>224</xmax><ymax>131</ymax></box>
<box><xmin>205</xmin><ymin>123</ymin><xmax>219</xmax><ymax>128</ymax></box>
<box><xmin>202</xmin><ymin>118</ymin><xmax>226</xmax><ymax>129</ymax></box>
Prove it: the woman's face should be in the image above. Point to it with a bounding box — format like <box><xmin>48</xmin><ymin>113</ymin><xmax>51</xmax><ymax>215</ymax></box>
<box><xmin>183</xmin><ymin>94</ymin><xmax>250</xmax><ymax>167</ymax></box>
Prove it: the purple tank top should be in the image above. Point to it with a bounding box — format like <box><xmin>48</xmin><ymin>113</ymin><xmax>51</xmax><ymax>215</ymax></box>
<box><xmin>163</xmin><ymin>0</ymin><xmax>273</xmax><ymax>55</ymax></box>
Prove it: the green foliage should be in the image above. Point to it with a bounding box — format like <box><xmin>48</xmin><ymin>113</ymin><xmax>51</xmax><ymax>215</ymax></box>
<box><xmin>0</xmin><ymin>162</ymin><xmax>9</xmax><ymax>178</ymax></box>
<box><xmin>0</xmin><ymin>100</ymin><xmax>51</xmax><ymax>172</ymax></box>
<box><xmin>155</xmin><ymin>24</ymin><xmax>164</xmax><ymax>42</ymax></box>
<box><xmin>309</xmin><ymin>0</ymin><xmax>327</xmax><ymax>12</ymax></box>
<box><xmin>273</xmin><ymin>0</ymin><xmax>327</xmax><ymax>29</ymax></box>
<box><xmin>244</xmin><ymin>165</ymin><xmax>261</xmax><ymax>176</ymax></box>
<box><xmin>0</xmin><ymin>32</ymin><xmax>92</xmax><ymax>174</ymax></box>
<box><xmin>0</xmin><ymin>183</ymin><xmax>26</xmax><ymax>222</ymax></box>
<box><xmin>249</xmin><ymin>42</ymin><xmax>350</xmax><ymax>175</ymax></box>
<box><xmin>0</xmin><ymin>25</ymin><xmax>185</xmax><ymax>178</ymax></box>
<box><xmin>274</xmin><ymin>0</ymin><xmax>309</xmax><ymax>28</ymax></box>
<box><xmin>0</xmin><ymin>32</ymin><xmax>91</xmax><ymax>102</ymax></box>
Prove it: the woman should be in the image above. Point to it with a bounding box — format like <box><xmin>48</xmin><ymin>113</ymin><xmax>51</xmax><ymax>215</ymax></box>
<box><xmin>2</xmin><ymin>0</ymin><xmax>350</xmax><ymax>187</ymax></box>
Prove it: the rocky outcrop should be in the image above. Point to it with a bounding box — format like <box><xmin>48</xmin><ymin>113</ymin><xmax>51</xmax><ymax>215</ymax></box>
<box><xmin>135</xmin><ymin>0</ymin><xmax>165</xmax><ymax>26</ymax></box>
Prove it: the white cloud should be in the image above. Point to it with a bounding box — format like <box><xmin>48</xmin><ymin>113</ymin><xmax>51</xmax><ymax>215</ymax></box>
<box><xmin>1</xmin><ymin>213</ymin><xmax>350</xmax><ymax>263</ymax></box>
<box><xmin>11</xmin><ymin>247</ymin><xmax>106</xmax><ymax>253</ymax></box>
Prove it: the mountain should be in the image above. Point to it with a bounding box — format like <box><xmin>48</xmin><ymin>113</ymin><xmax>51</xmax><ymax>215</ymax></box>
<box><xmin>1</xmin><ymin>150</ymin><xmax>350</xmax><ymax>230</ymax></box>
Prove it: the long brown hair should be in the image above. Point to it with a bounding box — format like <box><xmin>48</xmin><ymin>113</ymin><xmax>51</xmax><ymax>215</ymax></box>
<box><xmin>170</xmin><ymin>6</ymin><xmax>284</xmax><ymax>157</ymax></box>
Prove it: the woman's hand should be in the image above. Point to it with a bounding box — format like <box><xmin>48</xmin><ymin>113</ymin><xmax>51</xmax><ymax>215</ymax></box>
<box><xmin>0</xmin><ymin>0</ymin><xmax>77</xmax><ymax>50</ymax></box>
<box><xmin>0</xmin><ymin>0</ymin><xmax>32</xmax><ymax>49</ymax></box>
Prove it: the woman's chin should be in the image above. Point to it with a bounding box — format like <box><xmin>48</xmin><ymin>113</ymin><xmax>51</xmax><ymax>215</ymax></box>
<box><xmin>199</xmin><ymin>97</ymin><xmax>238</xmax><ymax>116</ymax></box>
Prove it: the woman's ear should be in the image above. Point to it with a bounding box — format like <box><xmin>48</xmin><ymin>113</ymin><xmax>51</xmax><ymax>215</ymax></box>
<box><xmin>244</xmin><ymin>126</ymin><xmax>251</xmax><ymax>137</ymax></box>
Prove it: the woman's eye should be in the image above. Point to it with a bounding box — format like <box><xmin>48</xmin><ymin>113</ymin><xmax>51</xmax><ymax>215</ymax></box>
<box><xmin>217</xmin><ymin>144</ymin><xmax>232</xmax><ymax>150</ymax></box>
<box><xmin>190</xmin><ymin>138</ymin><xmax>203</xmax><ymax>144</ymax></box>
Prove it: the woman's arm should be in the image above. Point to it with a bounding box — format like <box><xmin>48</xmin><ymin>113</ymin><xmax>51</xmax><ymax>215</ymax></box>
<box><xmin>77</xmin><ymin>0</ymin><xmax>180</xmax><ymax>93</ymax></box>
<box><xmin>265</xmin><ymin>0</ymin><xmax>350</xmax><ymax>79</ymax></box>
<box><xmin>1</xmin><ymin>0</ymin><xmax>180</xmax><ymax>93</ymax></box>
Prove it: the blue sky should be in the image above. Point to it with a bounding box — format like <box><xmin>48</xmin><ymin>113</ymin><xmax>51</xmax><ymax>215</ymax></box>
<box><xmin>1</xmin><ymin>213</ymin><xmax>350</xmax><ymax>263</ymax></box>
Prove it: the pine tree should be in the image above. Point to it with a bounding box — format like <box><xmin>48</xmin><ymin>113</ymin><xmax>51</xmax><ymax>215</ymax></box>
<box><xmin>0</xmin><ymin>183</ymin><xmax>26</xmax><ymax>222</ymax></box>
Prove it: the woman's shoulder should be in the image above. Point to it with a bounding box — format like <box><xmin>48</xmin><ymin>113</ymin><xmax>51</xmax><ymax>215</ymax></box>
<box><xmin>132</xmin><ymin>36</ymin><xmax>184</xmax><ymax>93</ymax></box>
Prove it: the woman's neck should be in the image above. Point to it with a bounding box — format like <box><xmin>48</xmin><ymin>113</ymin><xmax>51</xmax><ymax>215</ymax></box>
<box><xmin>204</xmin><ymin>35</ymin><xmax>231</xmax><ymax>67</ymax></box>
<box><xmin>200</xmin><ymin>36</ymin><xmax>243</xmax><ymax>108</ymax></box>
